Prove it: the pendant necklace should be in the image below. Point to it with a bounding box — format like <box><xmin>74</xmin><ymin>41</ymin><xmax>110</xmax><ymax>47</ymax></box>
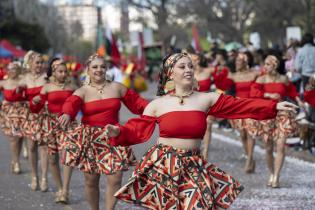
<box><xmin>171</xmin><ymin>90</ymin><xmax>194</xmax><ymax>105</ymax></box>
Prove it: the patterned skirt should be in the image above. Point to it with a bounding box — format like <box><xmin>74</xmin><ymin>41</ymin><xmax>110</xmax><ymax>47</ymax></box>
<box><xmin>229</xmin><ymin>119</ymin><xmax>246</xmax><ymax>131</ymax></box>
<box><xmin>21</xmin><ymin>106</ymin><xmax>47</xmax><ymax>144</ymax></box>
<box><xmin>62</xmin><ymin>124</ymin><xmax>137</xmax><ymax>174</ymax></box>
<box><xmin>41</xmin><ymin>113</ymin><xmax>78</xmax><ymax>155</ymax></box>
<box><xmin>247</xmin><ymin>111</ymin><xmax>298</xmax><ymax>141</ymax></box>
<box><xmin>115</xmin><ymin>143</ymin><xmax>244</xmax><ymax>210</ymax></box>
<box><xmin>0</xmin><ymin>102</ymin><xmax>28</xmax><ymax>137</ymax></box>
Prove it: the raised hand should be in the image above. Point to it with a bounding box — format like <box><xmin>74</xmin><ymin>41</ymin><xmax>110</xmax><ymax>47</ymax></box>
<box><xmin>104</xmin><ymin>124</ymin><xmax>120</xmax><ymax>138</ymax></box>
<box><xmin>276</xmin><ymin>101</ymin><xmax>298</xmax><ymax>113</ymax></box>
<box><xmin>58</xmin><ymin>114</ymin><xmax>71</xmax><ymax>128</ymax></box>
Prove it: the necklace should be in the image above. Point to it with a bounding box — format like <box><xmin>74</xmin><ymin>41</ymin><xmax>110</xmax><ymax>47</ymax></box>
<box><xmin>171</xmin><ymin>90</ymin><xmax>194</xmax><ymax>105</ymax></box>
<box><xmin>31</xmin><ymin>73</ymin><xmax>41</xmax><ymax>82</ymax></box>
<box><xmin>89</xmin><ymin>82</ymin><xmax>107</xmax><ymax>94</ymax></box>
<box><xmin>54</xmin><ymin>82</ymin><xmax>66</xmax><ymax>90</ymax></box>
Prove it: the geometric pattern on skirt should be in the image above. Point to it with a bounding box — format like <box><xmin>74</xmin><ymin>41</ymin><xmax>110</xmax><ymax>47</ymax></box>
<box><xmin>21</xmin><ymin>108</ymin><xmax>47</xmax><ymax>144</ymax></box>
<box><xmin>41</xmin><ymin>113</ymin><xmax>78</xmax><ymax>155</ymax></box>
<box><xmin>0</xmin><ymin>102</ymin><xmax>28</xmax><ymax>137</ymax></box>
<box><xmin>246</xmin><ymin>111</ymin><xmax>298</xmax><ymax>141</ymax></box>
<box><xmin>62</xmin><ymin>124</ymin><xmax>137</xmax><ymax>174</ymax></box>
<box><xmin>229</xmin><ymin>119</ymin><xmax>246</xmax><ymax>131</ymax></box>
<box><xmin>115</xmin><ymin>143</ymin><xmax>244</xmax><ymax>210</ymax></box>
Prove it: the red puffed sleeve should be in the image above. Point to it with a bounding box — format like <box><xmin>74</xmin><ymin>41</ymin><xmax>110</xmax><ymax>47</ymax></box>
<box><xmin>287</xmin><ymin>82</ymin><xmax>299</xmax><ymax>100</ymax></box>
<box><xmin>62</xmin><ymin>95</ymin><xmax>83</xmax><ymax>119</ymax></box>
<box><xmin>250</xmin><ymin>82</ymin><xmax>264</xmax><ymax>98</ymax></box>
<box><xmin>304</xmin><ymin>89</ymin><xmax>315</xmax><ymax>107</ymax></box>
<box><xmin>208</xmin><ymin>94</ymin><xmax>277</xmax><ymax>120</ymax></box>
<box><xmin>109</xmin><ymin>115</ymin><xmax>156</xmax><ymax>146</ymax></box>
<box><xmin>29</xmin><ymin>93</ymin><xmax>46</xmax><ymax>113</ymax></box>
<box><xmin>121</xmin><ymin>89</ymin><xmax>149</xmax><ymax>115</ymax></box>
<box><xmin>212</xmin><ymin>67</ymin><xmax>234</xmax><ymax>90</ymax></box>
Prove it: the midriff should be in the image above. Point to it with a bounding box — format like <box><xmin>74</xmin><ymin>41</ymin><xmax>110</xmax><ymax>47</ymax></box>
<box><xmin>157</xmin><ymin>137</ymin><xmax>202</xmax><ymax>150</ymax></box>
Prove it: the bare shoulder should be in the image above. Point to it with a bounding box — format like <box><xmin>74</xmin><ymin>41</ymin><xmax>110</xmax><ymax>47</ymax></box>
<box><xmin>279</xmin><ymin>75</ymin><xmax>289</xmax><ymax>84</ymax></box>
<box><xmin>143</xmin><ymin>97</ymin><xmax>160</xmax><ymax>117</ymax></box>
<box><xmin>73</xmin><ymin>85</ymin><xmax>87</xmax><ymax>98</ymax></box>
<box><xmin>256</xmin><ymin>75</ymin><xmax>266</xmax><ymax>83</ymax></box>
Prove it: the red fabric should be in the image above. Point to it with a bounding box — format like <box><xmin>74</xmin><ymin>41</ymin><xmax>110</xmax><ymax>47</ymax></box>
<box><xmin>197</xmin><ymin>79</ymin><xmax>211</xmax><ymax>92</ymax></box>
<box><xmin>250</xmin><ymin>82</ymin><xmax>264</xmax><ymax>98</ymax></box>
<box><xmin>287</xmin><ymin>82</ymin><xmax>299</xmax><ymax>100</ymax></box>
<box><xmin>109</xmin><ymin>115</ymin><xmax>156</xmax><ymax>146</ymax></box>
<box><xmin>62</xmin><ymin>95</ymin><xmax>83</xmax><ymax>120</ymax></box>
<box><xmin>158</xmin><ymin>111</ymin><xmax>207</xmax><ymax>139</ymax></box>
<box><xmin>250</xmin><ymin>82</ymin><xmax>296</xmax><ymax>101</ymax></box>
<box><xmin>81</xmin><ymin>98</ymin><xmax>121</xmax><ymax>127</ymax></box>
<box><xmin>304</xmin><ymin>89</ymin><xmax>315</xmax><ymax>107</ymax></box>
<box><xmin>3</xmin><ymin>88</ymin><xmax>25</xmax><ymax>101</ymax></box>
<box><xmin>121</xmin><ymin>89</ymin><xmax>148</xmax><ymax>114</ymax></box>
<box><xmin>46</xmin><ymin>90</ymin><xmax>73</xmax><ymax>114</ymax></box>
<box><xmin>25</xmin><ymin>86</ymin><xmax>43</xmax><ymax>101</ymax></box>
<box><xmin>29</xmin><ymin>93</ymin><xmax>46</xmax><ymax>113</ymax></box>
<box><xmin>235</xmin><ymin>81</ymin><xmax>253</xmax><ymax>98</ymax></box>
<box><xmin>208</xmin><ymin>94</ymin><xmax>277</xmax><ymax>120</ymax></box>
<box><xmin>212</xmin><ymin>66</ymin><xmax>234</xmax><ymax>90</ymax></box>
<box><xmin>0</xmin><ymin>39</ymin><xmax>26</xmax><ymax>57</ymax></box>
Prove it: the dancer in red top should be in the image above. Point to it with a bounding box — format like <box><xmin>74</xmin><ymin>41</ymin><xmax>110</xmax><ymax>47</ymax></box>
<box><xmin>105</xmin><ymin>53</ymin><xmax>297</xmax><ymax>210</ymax></box>
<box><xmin>211</xmin><ymin>52</ymin><xmax>260</xmax><ymax>173</ymax></box>
<box><xmin>30</xmin><ymin>58</ymin><xmax>77</xmax><ymax>203</ymax></box>
<box><xmin>304</xmin><ymin>76</ymin><xmax>315</xmax><ymax>107</ymax></box>
<box><xmin>19</xmin><ymin>51</ymin><xmax>49</xmax><ymax>191</ymax></box>
<box><xmin>189</xmin><ymin>51</ymin><xmax>214</xmax><ymax>158</ymax></box>
<box><xmin>58</xmin><ymin>54</ymin><xmax>148</xmax><ymax>210</ymax></box>
<box><xmin>250</xmin><ymin>55</ymin><xmax>303</xmax><ymax>188</ymax></box>
<box><xmin>0</xmin><ymin>62</ymin><xmax>28</xmax><ymax>174</ymax></box>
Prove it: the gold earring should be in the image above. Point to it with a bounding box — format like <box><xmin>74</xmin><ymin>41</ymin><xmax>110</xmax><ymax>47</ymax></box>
<box><xmin>164</xmin><ymin>80</ymin><xmax>175</xmax><ymax>94</ymax></box>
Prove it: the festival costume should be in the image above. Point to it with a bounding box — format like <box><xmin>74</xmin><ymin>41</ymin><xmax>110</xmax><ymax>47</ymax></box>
<box><xmin>304</xmin><ymin>89</ymin><xmax>315</xmax><ymax>107</ymax></box>
<box><xmin>21</xmin><ymin>86</ymin><xmax>48</xmax><ymax>144</ymax></box>
<box><xmin>30</xmin><ymin>90</ymin><xmax>75</xmax><ymax>155</ymax></box>
<box><xmin>109</xmin><ymin>94</ymin><xmax>277</xmax><ymax>210</ymax></box>
<box><xmin>248</xmin><ymin>82</ymin><xmax>298</xmax><ymax>141</ymax></box>
<box><xmin>197</xmin><ymin>78</ymin><xmax>211</xmax><ymax>92</ymax></box>
<box><xmin>0</xmin><ymin>88</ymin><xmax>28</xmax><ymax>137</ymax></box>
<box><xmin>62</xmin><ymin>89</ymin><xmax>148</xmax><ymax>174</ymax></box>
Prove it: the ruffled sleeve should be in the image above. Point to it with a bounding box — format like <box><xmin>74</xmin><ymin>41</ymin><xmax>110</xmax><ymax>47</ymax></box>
<box><xmin>212</xmin><ymin>67</ymin><xmax>234</xmax><ymax>91</ymax></box>
<box><xmin>109</xmin><ymin>115</ymin><xmax>156</xmax><ymax>146</ymax></box>
<box><xmin>208</xmin><ymin>94</ymin><xmax>277</xmax><ymax>120</ymax></box>
<box><xmin>121</xmin><ymin>89</ymin><xmax>149</xmax><ymax>115</ymax></box>
<box><xmin>304</xmin><ymin>89</ymin><xmax>315</xmax><ymax>107</ymax></box>
<box><xmin>29</xmin><ymin>93</ymin><xmax>47</xmax><ymax>113</ymax></box>
<box><xmin>250</xmin><ymin>82</ymin><xmax>264</xmax><ymax>98</ymax></box>
<box><xmin>62</xmin><ymin>95</ymin><xmax>83</xmax><ymax>119</ymax></box>
<box><xmin>287</xmin><ymin>81</ymin><xmax>299</xmax><ymax>100</ymax></box>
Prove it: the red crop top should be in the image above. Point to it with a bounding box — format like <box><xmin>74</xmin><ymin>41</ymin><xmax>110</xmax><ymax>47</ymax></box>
<box><xmin>30</xmin><ymin>90</ymin><xmax>73</xmax><ymax>114</ymax></box>
<box><xmin>3</xmin><ymin>89</ymin><xmax>25</xmax><ymax>102</ymax></box>
<box><xmin>110</xmin><ymin>94</ymin><xmax>278</xmax><ymax>146</ymax></box>
<box><xmin>26</xmin><ymin>86</ymin><xmax>43</xmax><ymax>101</ymax></box>
<box><xmin>250</xmin><ymin>82</ymin><xmax>298</xmax><ymax>101</ymax></box>
<box><xmin>304</xmin><ymin>89</ymin><xmax>315</xmax><ymax>107</ymax></box>
<box><xmin>197</xmin><ymin>79</ymin><xmax>211</xmax><ymax>92</ymax></box>
<box><xmin>62</xmin><ymin>89</ymin><xmax>148</xmax><ymax>126</ymax></box>
<box><xmin>235</xmin><ymin>81</ymin><xmax>253</xmax><ymax>98</ymax></box>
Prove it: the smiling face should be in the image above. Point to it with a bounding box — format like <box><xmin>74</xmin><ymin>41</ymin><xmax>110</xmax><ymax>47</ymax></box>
<box><xmin>87</xmin><ymin>57</ymin><xmax>107</xmax><ymax>83</ymax></box>
<box><xmin>30</xmin><ymin>55</ymin><xmax>44</xmax><ymax>74</ymax></box>
<box><xmin>170</xmin><ymin>56</ymin><xmax>194</xmax><ymax>87</ymax></box>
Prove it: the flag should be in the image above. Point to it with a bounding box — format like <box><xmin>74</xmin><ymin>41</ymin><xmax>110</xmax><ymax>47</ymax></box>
<box><xmin>191</xmin><ymin>24</ymin><xmax>201</xmax><ymax>52</ymax></box>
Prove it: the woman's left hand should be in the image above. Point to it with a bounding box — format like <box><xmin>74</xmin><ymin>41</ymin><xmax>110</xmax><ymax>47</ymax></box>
<box><xmin>276</xmin><ymin>101</ymin><xmax>298</xmax><ymax>113</ymax></box>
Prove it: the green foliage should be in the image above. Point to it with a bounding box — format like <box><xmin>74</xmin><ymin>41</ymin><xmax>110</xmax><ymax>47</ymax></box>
<box><xmin>0</xmin><ymin>19</ymin><xmax>50</xmax><ymax>52</ymax></box>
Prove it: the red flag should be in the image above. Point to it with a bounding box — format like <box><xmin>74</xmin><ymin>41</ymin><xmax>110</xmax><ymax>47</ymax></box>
<box><xmin>191</xmin><ymin>24</ymin><xmax>201</xmax><ymax>52</ymax></box>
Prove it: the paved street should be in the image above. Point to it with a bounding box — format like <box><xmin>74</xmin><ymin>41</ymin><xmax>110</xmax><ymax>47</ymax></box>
<box><xmin>0</xmin><ymin>83</ymin><xmax>315</xmax><ymax>210</ymax></box>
